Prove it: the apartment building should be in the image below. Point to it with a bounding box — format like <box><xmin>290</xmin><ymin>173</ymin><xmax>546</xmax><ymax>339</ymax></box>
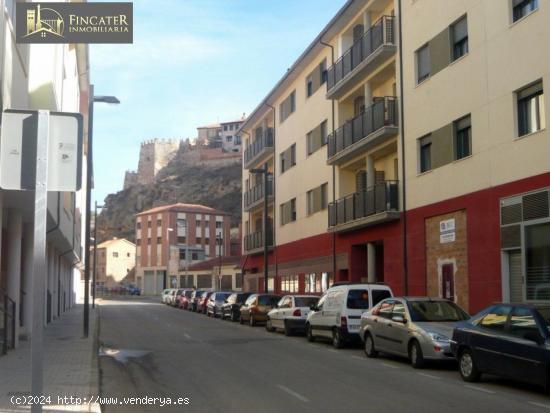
<box><xmin>197</xmin><ymin>123</ymin><xmax>222</xmax><ymax>147</ymax></box>
<box><xmin>0</xmin><ymin>1</ymin><xmax>90</xmax><ymax>352</ymax></box>
<box><xmin>241</xmin><ymin>0</ymin><xmax>550</xmax><ymax>313</ymax></box>
<box><xmin>220</xmin><ymin>118</ymin><xmax>245</xmax><ymax>152</ymax></box>
<box><xmin>135</xmin><ymin>203</ymin><xmax>231</xmax><ymax>295</ymax></box>
<box><xmin>91</xmin><ymin>238</ymin><xmax>136</xmax><ymax>288</ymax></box>
<box><xmin>186</xmin><ymin>255</ymin><xmax>243</xmax><ymax>291</ymax></box>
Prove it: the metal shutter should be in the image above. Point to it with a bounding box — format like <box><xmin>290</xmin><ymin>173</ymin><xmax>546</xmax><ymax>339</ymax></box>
<box><xmin>509</xmin><ymin>250</ymin><xmax>523</xmax><ymax>303</ymax></box>
<box><xmin>501</xmin><ymin>224</ymin><xmax>521</xmax><ymax>249</ymax></box>
<box><xmin>522</xmin><ymin>190</ymin><xmax>549</xmax><ymax>221</ymax></box>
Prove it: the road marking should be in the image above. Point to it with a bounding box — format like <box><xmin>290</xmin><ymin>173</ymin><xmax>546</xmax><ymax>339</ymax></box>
<box><xmin>327</xmin><ymin>349</ymin><xmax>339</xmax><ymax>353</ymax></box>
<box><xmin>464</xmin><ymin>385</ymin><xmax>496</xmax><ymax>394</ymax></box>
<box><xmin>528</xmin><ymin>401</ymin><xmax>550</xmax><ymax>409</ymax></box>
<box><xmin>183</xmin><ymin>333</ymin><xmax>191</xmax><ymax>339</ymax></box>
<box><xmin>417</xmin><ymin>373</ymin><xmax>441</xmax><ymax>380</ymax></box>
<box><xmin>382</xmin><ymin>363</ymin><xmax>399</xmax><ymax>369</ymax></box>
<box><xmin>351</xmin><ymin>355</ymin><xmax>364</xmax><ymax>361</ymax></box>
<box><xmin>276</xmin><ymin>384</ymin><xmax>309</xmax><ymax>402</ymax></box>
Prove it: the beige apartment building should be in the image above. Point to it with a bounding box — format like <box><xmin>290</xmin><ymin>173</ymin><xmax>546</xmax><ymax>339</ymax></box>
<box><xmin>241</xmin><ymin>0</ymin><xmax>550</xmax><ymax>313</ymax></box>
<box><xmin>91</xmin><ymin>238</ymin><xmax>136</xmax><ymax>288</ymax></box>
<box><xmin>135</xmin><ymin>203</ymin><xmax>232</xmax><ymax>295</ymax></box>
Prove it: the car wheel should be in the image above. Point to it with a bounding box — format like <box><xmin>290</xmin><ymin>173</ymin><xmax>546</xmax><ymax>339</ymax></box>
<box><xmin>266</xmin><ymin>318</ymin><xmax>275</xmax><ymax>332</ymax></box>
<box><xmin>306</xmin><ymin>324</ymin><xmax>315</xmax><ymax>342</ymax></box>
<box><xmin>364</xmin><ymin>333</ymin><xmax>378</xmax><ymax>358</ymax></box>
<box><xmin>250</xmin><ymin>315</ymin><xmax>256</xmax><ymax>327</ymax></box>
<box><xmin>459</xmin><ymin>349</ymin><xmax>481</xmax><ymax>382</ymax></box>
<box><xmin>332</xmin><ymin>328</ymin><xmax>344</xmax><ymax>349</ymax></box>
<box><xmin>284</xmin><ymin>320</ymin><xmax>292</xmax><ymax>337</ymax></box>
<box><xmin>409</xmin><ymin>340</ymin><xmax>425</xmax><ymax>369</ymax></box>
<box><xmin>239</xmin><ymin>314</ymin><xmax>244</xmax><ymax>324</ymax></box>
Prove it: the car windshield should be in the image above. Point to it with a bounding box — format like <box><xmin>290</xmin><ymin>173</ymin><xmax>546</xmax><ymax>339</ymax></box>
<box><xmin>237</xmin><ymin>294</ymin><xmax>249</xmax><ymax>302</ymax></box>
<box><xmin>216</xmin><ymin>293</ymin><xmax>230</xmax><ymax>301</ymax></box>
<box><xmin>408</xmin><ymin>301</ymin><xmax>470</xmax><ymax>322</ymax></box>
<box><xmin>535</xmin><ymin>307</ymin><xmax>550</xmax><ymax>325</ymax></box>
<box><xmin>347</xmin><ymin>289</ymin><xmax>370</xmax><ymax>309</ymax></box>
<box><xmin>258</xmin><ymin>295</ymin><xmax>280</xmax><ymax>306</ymax></box>
<box><xmin>184</xmin><ymin>291</ymin><xmax>193</xmax><ymax>298</ymax></box>
<box><xmin>294</xmin><ymin>297</ymin><xmax>319</xmax><ymax>307</ymax></box>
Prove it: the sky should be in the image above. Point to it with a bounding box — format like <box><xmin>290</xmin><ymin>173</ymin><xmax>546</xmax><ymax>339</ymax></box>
<box><xmin>90</xmin><ymin>0</ymin><xmax>346</xmax><ymax>204</ymax></box>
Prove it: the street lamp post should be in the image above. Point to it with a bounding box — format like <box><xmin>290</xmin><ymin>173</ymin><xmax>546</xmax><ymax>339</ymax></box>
<box><xmin>166</xmin><ymin>227</ymin><xmax>174</xmax><ymax>289</ymax></box>
<box><xmin>84</xmin><ymin>85</ymin><xmax>120</xmax><ymax>337</ymax></box>
<box><xmin>250</xmin><ymin>165</ymin><xmax>270</xmax><ymax>294</ymax></box>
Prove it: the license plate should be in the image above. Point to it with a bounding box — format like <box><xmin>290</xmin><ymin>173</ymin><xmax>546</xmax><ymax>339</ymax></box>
<box><xmin>348</xmin><ymin>324</ymin><xmax>360</xmax><ymax>331</ymax></box>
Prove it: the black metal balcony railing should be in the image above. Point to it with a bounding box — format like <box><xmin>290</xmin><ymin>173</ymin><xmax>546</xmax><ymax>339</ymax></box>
<box><xmin>328</xmin><ymin>181</ymin><xmax>399</xmax><ymax>227</ymax></box>
<box><xmin>244</xmin><ymin>229</ymin><xmax>273</xmax><ymax>252</ymax></box>
<box><xmin>244</xmin><ymin>181</ymin><xmax>273</xmax><ymax>209</ymax></box>
<box><xmin>327</xmin><ymin>15</ymin><xmax>395</xmax><ymax>92</ymax></box>
<box><xmin>244</xmin><ymin>128</ymin><xmax>274</xmax><ymax>166</ymax></box>
<box><xmin>327</xmin><ymin>97</ymin><xmax>397</xmax><ymax>159</ymax></box>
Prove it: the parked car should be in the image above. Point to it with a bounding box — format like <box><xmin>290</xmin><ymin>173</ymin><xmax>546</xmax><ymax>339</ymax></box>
<box><xmin>221</xmin><ymin>292</ymin><xmax>253</xmax><ymax>321</ymax></box>
<box><xmin>167</xmin><ymin>289</ymin><xmax>178</xmax><ymax>306</ymax></box>
<box><xmin>127</xmin><ymin>285</ymin><xmax>141</xmax><ymax>295</ymax></box>
<box><xmin>306</xmin><ymin>283</ymin><xmax>393</xmax><ymax>348</ymax></box>
<box><xmin>266</xmin><ymin>295</ymin><xmax>319</xmax><ymax>336</ymax></box>
<box><xmin>161</xmin><ymin>289</ymin><xmax>174</xmax><ymax>304</ymax></box>
<box><xmin>206</xmin><ymin>292</ymin><xmax>232</xmax><ymax>317</ymax></box>
<box><xmin>240</xmin><ymin>294</ymin><xmax>282</xmax><ymax>326</ymax></box>
<box><xmin>188</xmin><ymin>290</ymin><xmax>208</xmax><ymax>311</ymax></box>
<box><xmin>178</xmin><ymin>290</ymin><xmax>194</xmax><ymax>309</ymax></box>
<box><xmin>361</xmin><ymin>297</ymin><xmax>470</xmax><ymax>368</ymax></box>
<box><xmin>197</xmin><ymin>291</ymin><xmax>214</xmax><ymax>314</ymax></box>
<box><xmin>173</xmin><ymin>289</ymin><xmax>187</xmax><ymax>307</ymax></box>
<box><xmin>451</xmin><ymin>303</ymin><xmax>550</xmax><ymax>390</ymax></box>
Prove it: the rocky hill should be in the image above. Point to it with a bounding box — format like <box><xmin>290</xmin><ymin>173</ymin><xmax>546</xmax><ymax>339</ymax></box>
<box><xmin>97</xmin><ymin>147</ymin><xmax>242</xmax><ymax>243</ymax></box>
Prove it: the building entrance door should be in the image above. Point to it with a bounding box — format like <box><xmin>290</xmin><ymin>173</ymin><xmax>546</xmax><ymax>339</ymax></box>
<box><xmin>441</xmin><ymin>264</ymin><xmax>455</xmax><ymax>301</ymax></box>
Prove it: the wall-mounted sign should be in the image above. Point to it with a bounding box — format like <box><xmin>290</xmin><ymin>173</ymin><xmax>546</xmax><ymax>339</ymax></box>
<box><xmin>440</xmin><ymin>218</ymin><xmax>456</xmax><ymax>244</ymax></box>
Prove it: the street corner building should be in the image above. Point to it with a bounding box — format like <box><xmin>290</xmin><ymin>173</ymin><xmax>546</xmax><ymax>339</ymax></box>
<box><xmin>90</xmin><ymin>238</ymin><xmax>136</xmax><ymax>289</ymax></box>
<box><xmin>134</xmin><ymin>203</ymin><xmax>233</xmax><ymax>295</ymax></box>
<box><xmin>239</xmin><ymin>0</ymin><xmax>550</xmax><ymax>314</ymax></box>
<box><xmin>0</xmin><ymin>1</ymin><xmax>91</xmax><ymax>353</ymax></box>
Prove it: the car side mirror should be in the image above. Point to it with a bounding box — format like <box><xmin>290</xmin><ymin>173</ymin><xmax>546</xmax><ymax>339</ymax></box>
<box><xmin>392</xmin><ymin>315</ymin><xmax>407</xmax><ymax>324</ymax></box>
<box><xmin>524</xmin><ymin>331</ymin><xmax>544</xmax><ymax>345</ymax></box>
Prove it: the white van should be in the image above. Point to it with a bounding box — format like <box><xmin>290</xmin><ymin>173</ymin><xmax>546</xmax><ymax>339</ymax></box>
<box><xmin>305</xmin><ymin>283</ymin><xmax>393</xmax><ymax>348</ymax></box>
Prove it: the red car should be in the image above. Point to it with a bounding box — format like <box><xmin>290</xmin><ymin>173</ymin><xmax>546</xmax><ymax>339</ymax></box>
<box><xmin>196</xmin><ymin>291</ymin><xmax>213</xmax><ymax>314</ymax></box>
<box><xmin>178</xmin><ymin>290</ymin><xmax>194</xmax><ymax>309</ymax></box>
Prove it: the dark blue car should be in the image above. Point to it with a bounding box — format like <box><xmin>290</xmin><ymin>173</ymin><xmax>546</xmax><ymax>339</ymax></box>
<box><xmin>451</xmin><ymin>303</ymin><xmax>550</xmax><ymax>390</ymax></box>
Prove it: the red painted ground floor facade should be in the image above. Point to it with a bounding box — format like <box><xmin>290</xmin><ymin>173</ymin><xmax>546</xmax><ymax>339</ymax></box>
<box><xmin>243</xmin><ymin>172</ymin><xmax>550</xmax><ymax>314</ymax></box>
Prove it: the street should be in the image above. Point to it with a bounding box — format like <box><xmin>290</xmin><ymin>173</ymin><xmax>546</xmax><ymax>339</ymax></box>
<box><xmin>98</xmin><ymin>297</ymin><xmax>550</xmax><ymax>413</ymax></box>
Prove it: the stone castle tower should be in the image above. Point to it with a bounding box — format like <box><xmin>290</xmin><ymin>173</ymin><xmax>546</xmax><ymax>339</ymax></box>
<box><xmin>130</xmin><ymin>139</ymin><xmax>182</xmax><ymax>186</ymax></box>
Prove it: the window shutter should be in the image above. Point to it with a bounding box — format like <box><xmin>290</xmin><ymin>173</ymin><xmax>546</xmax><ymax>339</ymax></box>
<box><xmin>356</xmin><ymin>170</ymin><xmax>367</xmax><ymax>192</ymax></box>
<box><xmin>375</xmin><ymin>170</ymin><xmax>385</xmax><ymax>184</ymax></box>
<box><xmin>452</xmin><ymin>17</ymin><xmax>468</xmax><ymax>42</ymax></box>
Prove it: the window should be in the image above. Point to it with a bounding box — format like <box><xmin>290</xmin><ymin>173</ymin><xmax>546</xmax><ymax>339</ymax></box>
<box><xmin>372</xmin><ymin>290</ymin><xmax>392</xmax><ymax>306</ymax></box>
<box><xmin>177</xmin><ymin>236</ymin><xmax>186</xmax><ymax>244</ymax></box>
<box><xmin>307</xmin><ymin>120</ymin><xmax>328</xmax><ymax>155</ymax></box>
<box><xmin>235</xmin><ymin>274</ymin><xmax>242</xmax><ymax>289</ymax></box>
<box><xmin>419</xmin><ymin>135</ymin><xmax>432</xmax><ymax>173</ymax></box>
<box><xmin>136</xmin><ymin>222</ymin><xmax>141</xmax><ymax>230</ymax></box>
<box><xmin>147</xmin><ymin>238</ymin><xmax>151</xmax><ymax>245</ymax></box>
<box><xmin>320</xmin><ymin>120</ymin><xmax>328</xmax><ymax>146</ymax></box>
<box><xmin>347</xmin><ymin>289</ymin><xmax>370</xmax><ymax>309</ymax></box>
<box><xmin>454</xmin><ymin>115</ymin><xmax>471</xmax><ymax>160</ymax></box>
<box><xmin>196</xmin><ymin>220</ymin><xmax>202</xmax><ymax>227</ymax></box>
<box><xmin>279</xmin><ymin>90</ymin><xmax>296</xmax><ymax>123</ymax></box>
<box><xmin>196</xmin><ymin>237</ymin><xmax>202</xmax><ymax>244</ymax></box>
<box><xmin>157</xmin><ymin>237</ymin><xmax>162</xmax><ymax>244</ymax></box>
<box><xmin>177</xmin><ymin>219</ymin><xmax>187</xmax><ymax>228</ymax></box>
<box><xmin>179</xmin><ymin>249</ymin><xmax>186</xmax><ymax>260</ymax></box>
<box><xmin>157</xmin><ymin>219</ymin><xmax>162</xmax><ymax>226</ymax></box>
<box><xmin>235</xmin><ymin>135</ymin><xmax>241</xmax><ymax>145</ymax></box>
<box><xmin>512</xmin><ymin>0</ymin><xmax>538</xmax><ymax>22</ymax></box>
<box><xmin>509</xmin><ymin>307</ymin><xmax>539</xmax><ymax>338</ymax></box>
<box><xmin>137</xmin><ymin>239</ymin><xmax>141</xmax><ymax>246</ymax></box>
<box><xmin>280</xmin><ymin>275</ymin><xmax>299</xmax><ymax>293</ymax></box>
<box><xmin>280</xmin><ymin>198</ymin><xmax>297</xmax><ymax>225</ymax></box>
<box><xmin>280</xmin><ymin>144</ymin><xmax>296</xmax><ymax>173</ymax></box>
<box><xmin>306</xmin><ymin>183</ymin><xmax>328</xmax><ymax>215</ymax></box>
<box><xmin>127</xmin><ymin>253</ymin><xmax>131</xmax><ymax>257</ymax></box>
<box><xmin>216</xmin><ymin>221</ymin><xmax>223</xmax><ymax>228</ymax></box>
<box><xmin>320</xmin><ymin>60</ymin><xmax>327</xmax><ymax>85</ymax></box>
<box><xmin>451</xmin><ymin>16</ymin><xmax>468</xmax><ymax>61</ymax></box>
<box><xmin>525</xmin><ymin>222</ymin><xmax>550</xmax><ymax>300</ymax></box>
<box><xmin>416</xmin><ymin>44</ymin><xmax>430</xmax><ymax>83</ymax></box>
<box><xmin>306</xmin><ymin>78</ymin><xmax>313</xmax><ymax>97</ymax></box>
<box><xmin>204</xmin><ymin>237</ymin><xmax>209</xmax><ymax>244</ymax></box>
<box><xmin>226</xmin><ymin>135</ymin><xmax>233</xmax><ymax>142</ymax></box>
<box><xmin>378</xmin><ymin>301</ymin><xmax>394</xmax><ymax>319</ymax></box>
<box><xmin>113</xmin><ymin>252</ymin><xmax>119</xmax><ymax>258</ymax></box>
<box><xmin>517</xmin><ymin>80</ymin><xmax>545</xmax><ymax>137</ymax></box>
<box><xmin>479</xmin><ymin>305</ymin><xmax>511</xmax><ymax>331</ymax></box>
<box><xmin>191</xmin><ymin>252</ymin><xmax>198</xmax><ymax>260</ymax></box>
<box><xmin>147</xmin><ymin>221</ymin><xmax>152</xmax><ymax>228</ymax></box>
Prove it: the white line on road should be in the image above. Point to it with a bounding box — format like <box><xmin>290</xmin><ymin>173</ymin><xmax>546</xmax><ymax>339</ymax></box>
<box><xmin>464</xmin><ymin>385</ymin><xmax>496</xmax><ymax>394</ymax></box>
<box><xmin>417</xmin><ymin>373</ymin><xmax>441</xmax><ymax>380</ymax></box>
<box><xmin>381</xmin><ymin>363</ymin><xmax>399</xmax><ymax>369</ymax></box>
<box><xmin>351</xmin><ymin>355</ymin><xmax>364</xmax><ymax>361</ymax></box>
<box><xmin>276</xmin><ymin>384</ymin><xmax>309</xmax><ymax>402</ymax></box>
<box><xmin>183</xmin><ymin>333</ymin><xmax>191</xmax><ymax>339</ymax></box>
<box><xmin>528</xmin><ymin>401</ymin><xmax>550</xmax><ymax>409</ymax></box>
<box><xmin>327</xmin><ymin>349</ymin><xmax>339</xmax><ymax>353</ymax></box>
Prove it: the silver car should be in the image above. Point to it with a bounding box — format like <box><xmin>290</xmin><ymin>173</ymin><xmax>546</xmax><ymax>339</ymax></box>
<box><xmin>359</xmin><ymin>297</ymin><xmax>470</xmax><ymax>368</ymax></box>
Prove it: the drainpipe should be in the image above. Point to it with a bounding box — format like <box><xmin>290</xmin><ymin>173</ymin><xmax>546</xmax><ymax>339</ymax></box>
<box><xmin>264</xmin><ymin>103</ymin><xmax>277</xmax><ymax>292</ymax></box>
<box><xmin>320</xmin><ymin>40</ymin><xmax>337</xmax><ymax>282</ymax></box>
<box><xmin>397</xmin><ymin>0</ymin><xmax>409</xmax><ymax>294</ymax></box>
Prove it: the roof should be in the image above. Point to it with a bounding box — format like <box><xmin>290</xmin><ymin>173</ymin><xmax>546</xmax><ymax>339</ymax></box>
<box><xmin>238</xmin><ymin>0</ymin><xmax>364</xmax><ymax>133</ymax></box>
<box><xmin>187</xmin><ymin>255</ymin><xmax>241</xmax><ymax>271</ymax></box>
<box><xmin>220</xmin><ymin>118</ymin><xmax>246</xmax><ymax>125</ymax></box>
<box><xmin>197</xmin><ymin>123</ymin><xmax>221</xmax><ymax>129</ymax></box>
<box><xmin>96</xmin><ymin>238</ymin><xmax>136</xmax><ymax>249</ymax></box>
<box><xmin>136</xmin><ymin>203</ymin><xmax>228</xmax><ymax>217</ymax></box>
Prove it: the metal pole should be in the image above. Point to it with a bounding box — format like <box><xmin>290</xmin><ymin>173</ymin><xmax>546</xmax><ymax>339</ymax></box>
<box><xmin>263</xmin><ymin>166</ymin><xmax>268</xmax><ymax>294</ymax></box>
<box><xmin>185</xmin><ymin>221</ymin><xmax>189</xmax><ymax>285</ymax></box>
<box><xmin>166</xmin><ymin>228</ymin><xmax>169</xmax><ymax>289</ymax></box>
<box><xmin>84</xmin><ymin>84</ymin><xmax>94</xmax><ymax>337</ymax></box>
<box><xmin>92</xmin><ymin>201</ymin><xmax>97</xmax><ymax>308</ymax></box>
<box><xmin>31</xmin><ymin>110</ymin><xmax>50</xmax><ymax>413</ymax></box>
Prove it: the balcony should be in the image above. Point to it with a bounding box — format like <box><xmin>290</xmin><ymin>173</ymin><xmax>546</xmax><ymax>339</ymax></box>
<box><xmin>244</xmin><ymin>128</ymin><xmax>274</xmax><ymax>169</ymax></box>
<box><xmin>326</xmin><ymin>15</ymin><xmax>396</xmax><ymax>100</ymax></box>
<box><xmin>244</xmin><ymin>229</ymin><xmax>273</xmax><ymax>255</ymax></box>
<box><xmin>244</xmin><ymin>181</ymin><xmax>273</xmax><ymax>212</ymax></box>
<box><xmin>327</xmin><ymin>97</ymin><xmax>398</xmax><ymax>165</ymax></box>
<box><xmin>328</xmin><ymin>181</ymin><xmax>400</xmax><ymax>232</ymax></box>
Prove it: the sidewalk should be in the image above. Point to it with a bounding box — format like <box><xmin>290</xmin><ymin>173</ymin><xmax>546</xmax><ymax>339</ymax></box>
<box><xmin>0</xmin><ymin>305</ymin><xmax>100</xmax><ymax>413</ymax></box>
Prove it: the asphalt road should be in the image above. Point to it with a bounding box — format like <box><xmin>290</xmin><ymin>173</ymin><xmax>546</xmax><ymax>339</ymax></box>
<box><xmin>98</xmin><ymin>296</ymin><xmax>550</xmax><ymax>413</ymax></box>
